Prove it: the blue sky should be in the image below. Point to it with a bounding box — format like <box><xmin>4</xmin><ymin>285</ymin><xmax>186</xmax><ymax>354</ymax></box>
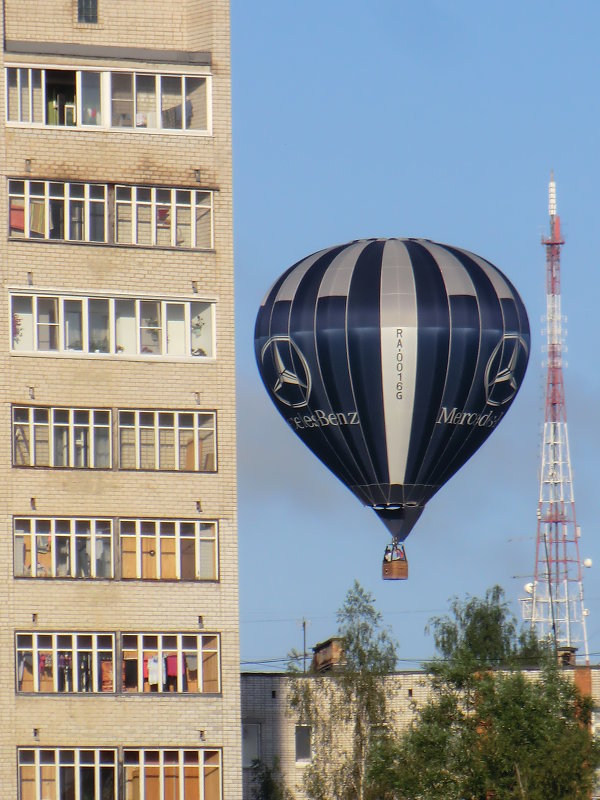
<box><xmin>231</xmin><ymin>1</ymin><xmax>600</xmax><ymax>669</ymax></box>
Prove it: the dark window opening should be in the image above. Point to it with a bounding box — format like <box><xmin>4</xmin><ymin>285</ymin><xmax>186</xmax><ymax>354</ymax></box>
<box><xmin>78</xmin><ymin>0</ymin><xmax>98</xmax><ymax>23</ymax></box>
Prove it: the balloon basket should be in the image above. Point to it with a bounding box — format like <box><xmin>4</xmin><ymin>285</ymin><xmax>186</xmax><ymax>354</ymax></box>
<box><xmin>382</xmin><ymin>542</ymin><xmax>408</xmax><ymax>581</ymax></box>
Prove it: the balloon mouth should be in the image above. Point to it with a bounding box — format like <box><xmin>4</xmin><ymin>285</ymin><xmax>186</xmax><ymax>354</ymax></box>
<box><xmin>372</xmin><ymin>504</ymin><xmax>424</xmax><ymax>542</ymax></box>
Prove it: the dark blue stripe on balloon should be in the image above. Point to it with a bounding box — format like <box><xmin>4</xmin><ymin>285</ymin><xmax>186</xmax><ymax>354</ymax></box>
<box><xmin>403</xmin><ymin>240</ymin><xmax>451</xmax><ymax>484</ymax></box>
<box><xmin>346</xmin><ymin>240</ymin><xmax>389</xmax><ymax>488</ymax></box>
<box><xmin>414</xmin><ymin>293</ymin><xmax>480</xmax><ymax>484</ymax></box>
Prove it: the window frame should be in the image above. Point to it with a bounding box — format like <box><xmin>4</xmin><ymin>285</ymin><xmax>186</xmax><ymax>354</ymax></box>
<box><xmin>242</xmin><ymin>723</ymin><xmax>261</xmax><ymax>769</ymax></box>
<box><xmin>121</xmin><ymin>632</ymin><xmax>221</xmax><ymax>694</ymax></box>
<box><xmin>118</xmin><ymin>409</ymin><xmax>217</xmax><ymax>472</ymax></box>
<box><xmin>295</xmin><ymin>725</ymin><xmax>313</xmax><ymax>763</ymax></box>
<box><xmin>119</xmin><ymin>518</ymin><xmax>219</xmax><ymax>582</ymax></box>
<box><xmin>8</xmin><ymin>179</ymin><xmax>107</xmax><ymax>242</ymax></box>
<box><xmin>115</xmin><ymin>185</ymin><xmax>214</xmax><ymax>249</ymax></box>
<box><xmin>12</xmin><ymin>405</ymin><xmax>112</xmax><ymax>469</ymax></box>
<box><xmin>16</xmin><ymin>631</ymin><xmax>115</xmax><ymax>694</ymax></box>
<box><xmin>6</xmin><ymin>65</ymin><xmax>212</xmax><ymax>134</ymax></box>
<box><xmin>77</xmin><ymin>0</ymin><xmax>98</xmax><ymax>23</ymax></box>
<box><xmin>18</xmin><ymin>747</ymin><xmax>118</xmax><ymax>799</ymax></box>
<box><xmin>10</xmin><ymin>292</ymin><xmax>216</xmax><ymax>359</ymax></box>
<box><xmin>123</xmin><ymin>748</ymin><xmax>222</xmax><ymax>800</ymax></box>
<box><xmin>13</xmin><ymin>516</ymin><xmax>114</xmax><ymax>580</ymax></box>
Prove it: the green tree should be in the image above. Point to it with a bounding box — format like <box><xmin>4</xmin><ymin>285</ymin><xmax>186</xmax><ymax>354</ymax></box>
<box><xmin>250</xmin><ymin>757</ymin><xmax>294</xmax><ymax>800</ymax></box>
<box><xmin>289</xmin><ymin>580</ymin><xmax>398</xmax><ymax>800</ymax></box>
<box><xmin>368</xmin><ymin>586</ymin><xmax>600</xmax><ymax>800</ymax></box>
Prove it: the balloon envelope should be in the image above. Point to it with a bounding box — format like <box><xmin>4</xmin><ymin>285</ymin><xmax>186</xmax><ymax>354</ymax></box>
<box><xmin>254</xmin><ymin>238</ymin><xmax>530</xmax><ymax>541</ymax></box>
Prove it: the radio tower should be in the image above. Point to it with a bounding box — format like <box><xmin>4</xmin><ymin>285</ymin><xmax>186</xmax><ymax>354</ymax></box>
<box><xmin>521</xmin><ymin>173</ymin><xmax>590</xmax><ymax>664</ymax></box>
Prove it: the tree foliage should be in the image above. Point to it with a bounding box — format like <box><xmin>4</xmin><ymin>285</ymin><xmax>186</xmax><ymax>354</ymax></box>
<box><xmin>250</xmin><ymin>757</ymin><xmax>294</xmax><ymax>800</ymax></box>
<box><xmin>288</xmin><ymin>580</ymin><xmax>398</xmax><ymax>800</ymax></box>
<box><xmin>368</xmin><ymin>586</ymin><xmax>600</xmax><ymax>800</ymax></box>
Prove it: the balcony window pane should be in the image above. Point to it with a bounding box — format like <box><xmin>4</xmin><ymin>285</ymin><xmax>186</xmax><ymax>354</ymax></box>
<box><xmin>136</xmin><ymin>204</ymin><xmax>152</xmax><ymax>246</ymax></box>
<box><xmin>94</xmin><ymin>426</ymin><xmax>110</xmax><ymax>467</ymax></box>
<box><xmin>12</xmin><ymin>296</ymin><xmax>34</xmax><ymax>351</ymax></box>
<box><xmin>159</xmin><ymin>428</ymin><xmax>175</xmax><ymax>470</ymax></box>
<box><xmin>88</xmin><ymin>299</ymin><xmax>109</xmax><ymax>352</ymax></box>
<box><xmin>95</xmin><ymin>537</ymin><xmax>112</xmax><ymax>578</ymax></box>
<box><xmin>180</xmin><ymin>535</ymin><xmax>196</xmax><ymax>581</ymax></box>
<box><xmin>166</xmin><ymin>303</ymin><xmax>186</xmax><ymax>355</ymax></box>
<box><xmin>89</xmin><ymin>200</ymin><xmax>105</xmax><ymax>241</ymax></box>
<box><xmin>32</xmin><ymin>70</ymin><xmax>43</xmax><ymax>121</ymax></box>
<box><xmin>195</xmin><ymin>196</ymin><xmax>212</xmax><ymax>248</ymax></box>
<box><xmin>34</xmin><ymin>421</ymin><xmax>50</xmax><ymax>466</ymax></box>
<box><xmin>76</xmin><ymin>537</ymin><xmax>92</xmax><ymax>577</ymax></box>
<box><xmin>29</xmin><ymin>196</ymin><xmax>45</xmax><ymax>238</ymax></box>
<box><xmin>156</xmin><ymin>201</ymin><xmax>172</xmax><ymax>246</ymax></box>
<box><xmin>115</xmin><ymin>299</ymin><xmax>136</xmax><ymax>354</ymax></box>
<box><xmin>9</xmin><ymin>195</ymin><xmax>25</xmax><ymax>238</ymax></box>
<box><xmin>81</xmin><ymin>71</ymin><xmax>102</xmax><ymax>125</ymax></box>
<box><xmin>161</xmin><ymin>76</ymin><xmax>183</xmax><ymax>129</ymax></box>
<box><xmin>7</xmin><ymin>68</ymin><xmax>19</xmax><ymax>121</ymax></box>
<box><xmin>37</xmin><ymin>298</ymin><xmax>59</xmax><ymax>351</ymax></box>
<box><xmin>64</xmin><ymin>300</ymin><xmax>83</xmax><ymax>350</ymax></box>
<box><xmin>199</xmin><ymin>539</ymin><xmax>216</xmax><ymax>580</ymax></box>
<box><xmin>191</xmin><ymin>302</ymin><xmax>212</xmax><ymax>357</ymax></box>
<box><xmin>135</xmin><ymin>74</ymin><xmax>156</xmax><ymax>128</ymax></box>
<box><xmin>116</xmin><ymin>198</ymin><xmax>132</xmax><ymax>243</ymax></box>
<box><xmin>74</xmin><ymin>425</ymin><xmax>89</xmax><ymax>467</ymax></box>
<box><xmin>69</xmin><ymin>199</ymin><xmax>84</xmax><ymax>240</ymax></box>
<box><xmin>185</xmin><ymin>77</ymin><xmax>207</xmax><ymax>131</ymax></box>
<box><xmin>175</xmin><ymin>205</ymin><xmax>191</xmax><ymax>247</ymax></box>
<box><xmin>111</xmin><ymin>73</ymin><xmax>134</xmax><ymax>127</ymax></box>
<box><xmin>140</xmin><ymin>301</ymin><xmax>161</xmax><ymax>354</ymax></box>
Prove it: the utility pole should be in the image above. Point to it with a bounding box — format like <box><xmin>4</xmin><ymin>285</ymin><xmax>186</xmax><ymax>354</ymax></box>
<box><xmin>521</xmin><ymin>173</ymin><xmax>590</xmax><ymax>663</ymax></box>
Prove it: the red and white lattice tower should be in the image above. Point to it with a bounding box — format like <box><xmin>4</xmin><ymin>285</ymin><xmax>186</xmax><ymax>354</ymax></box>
<box><xmin>521</xmin><ymin>173</ymin><xmax>590</xmax><ymax>663</ymax></box>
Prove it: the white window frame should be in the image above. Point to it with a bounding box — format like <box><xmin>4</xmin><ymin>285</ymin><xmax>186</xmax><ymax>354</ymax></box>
<box><xmin>123</xmin><ymin>749</ymin><xmax>222</xmax><ymax>800</ymax></box>
<box><xmin>6</xmin><ymin>65</ymin><xmax>212</xmax><ymax>134</ymax></box>
<box><xmin>16</xmin><ymin>631</ymin><xmax>115</xmax><ymax>693</ymax></box>
<box><xmin>13</xmin><ymin>516</ymin><xmax>114</xmax><ymax>579</ymax></box>
<box><xmin>18</xmin><ymin>747</ymin><xmax>118</xmax><ymax>800</ymax></box>
<box><xmin>115</xmin><ymin>185</ymin><xmax>214</xmax><ymax>249</ymax></box>
<box><xmin>119</xmin><ymin>518</ymin><xmax>218</xmax><ymax>581</ymax></box>
<box><xmin>8</xmin><ymin>179</ymin><xmax>107</xmax><ymax>242</ymax></box>
<box><xmin>12</xmin><ymin>405</ymin><xmax>112</xmax><ymax>468</ymax></box>
<box><xmin>118</xmin><ymin>409</ymin><xmax>217</xmax><ymax>472</ymax></box>
<box><xmin>121</xmin><ymin>632</ymin><xmax>221</xmax><ymax>694</ymax></box>
<box><xmin>10</xmin><ymin>292</ymin><xmax>216</xmax><ymax>359</ymax></box>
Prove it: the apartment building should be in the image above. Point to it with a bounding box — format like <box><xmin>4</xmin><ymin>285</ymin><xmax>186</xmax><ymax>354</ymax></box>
<box><xmin>241</xmin><ymin>668</ymin><xmax>600</xmax><ymax>800</ymax></box>
<box><xmin>1</xmin><ymin>1</ymin><xmax>240</xmax><ymax>797</ymax></box>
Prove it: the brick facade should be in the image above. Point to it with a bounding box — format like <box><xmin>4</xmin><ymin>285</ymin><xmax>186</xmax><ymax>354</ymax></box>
<box><xmin>0</xmin><ymin>1</ymin><xmax>240</xmax><ymax>797</ymax></box>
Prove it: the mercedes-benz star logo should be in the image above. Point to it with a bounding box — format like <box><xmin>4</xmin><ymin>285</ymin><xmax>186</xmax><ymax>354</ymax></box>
<box><xmin>260</xmin><ymin>336</ymin><xmax>312</xmax><ymax>408</ymax></box>
<box><xmin>484</xmin><ymin>333</ymin><xmax>529</xmax><ymax>407</ymax></box>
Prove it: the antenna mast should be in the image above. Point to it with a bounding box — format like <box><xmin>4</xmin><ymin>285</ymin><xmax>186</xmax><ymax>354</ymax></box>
<box><xmin>521</xmin><ymin>173</ymin><xmax>590</xmax><ymax>663</ymax></box>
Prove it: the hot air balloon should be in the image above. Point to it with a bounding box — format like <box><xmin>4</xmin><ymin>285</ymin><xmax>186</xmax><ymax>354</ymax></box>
<box><xmin>254</xmin><ymin>238</ymin><xmax>529</xmax><ymax>580</ymax></box>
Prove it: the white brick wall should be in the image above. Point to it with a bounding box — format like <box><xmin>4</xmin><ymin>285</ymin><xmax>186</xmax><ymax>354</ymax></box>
<box><xmin>0</xmin><ymin>2</ymin><xmax>241</xmax><ymax>797</ymax></box>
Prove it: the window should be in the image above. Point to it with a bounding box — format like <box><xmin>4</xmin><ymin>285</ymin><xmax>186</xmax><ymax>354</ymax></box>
<box><xmin>78</xmin><ymin>0</ymin><xmax>98</xmax><ymax>23</ymax></box>
<box><xmin>14</xmin><ymin>517</ymin><xmax>113</xmax><ymax>579</ymax></box>
<box><xmin>7</xmin><ymin>66</ymin><xmax>210</xmax><ymax>132</ymax></box>
<box><xmin>295</xmin><ymin>725</ymin><xmax>312</xmax><ymax>762</ymax></box>
<box><xmin>17</xmin><ymin>632</ymin><xmax>115</xmax><ymax>693</ymax></box>
<box><xmin>118</xmin><ymin>410</ymin><xmax>217</xmax><ymax>472</ymax></box>
<box><xmin>18</xmin><ymin>748</ymin><xmax>117</xmax><ymax>799</ymax></box>
<box><xmin>10</xmin><ymin>293</ymin><xmax>215</xmax><ymax>358</ymax></box>
<box><xmin>123</xmin><ymin>749</ymin><xmax>221</xmax><ymax>800</ymax></box>
<box><xmin>115</xmin><ymin>186</ymin><xmax>213</xmax><ymax>248</ymax></box>
<box><xmin>9</xmin><ymin>180</ymin><xmax>106</xmax><ymax>241</ymax></box>
<box><xmin>119</xmin><ymin>519</ymin><xmax>218</xmax><ymax>581</ymax></box>
<box><xmin>12</xmin><ymin>406</ymin><xmax>111</xmax><ymax>468</ymax></box>
<box><xmin>242</xmin><ymin>723</ymin><xmax>261</xmax><ymax>768</ymax></box>
<box><xmin>121</xmin><ymin>633</ymin><xmax>220</xmax><ymax>694</ymax></box>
